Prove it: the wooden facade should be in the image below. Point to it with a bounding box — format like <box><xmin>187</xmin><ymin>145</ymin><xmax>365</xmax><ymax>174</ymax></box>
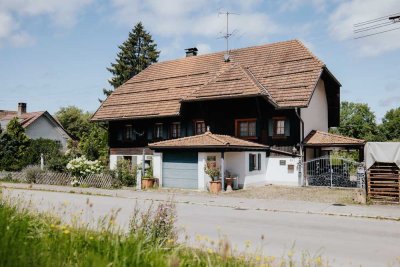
<box><xmin>367</xmin><ymin>162</ymin><xmax>400</xmax><ymax>203</ymax></box>
<box><xmin>108</xmin><ymin>96</ymin><xmax>301</xmax><ymax>154</ymax></box>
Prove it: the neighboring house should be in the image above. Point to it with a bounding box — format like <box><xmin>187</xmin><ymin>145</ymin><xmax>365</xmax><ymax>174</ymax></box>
<box><xmin>0</xmin><ymin>103</ymin><xmax>71</xmax><ymax>150</ymax></box>
<box><xmin>92</xmin><ymin>39</ymin><xmax>344</xmax><ymax>189</ymax></box>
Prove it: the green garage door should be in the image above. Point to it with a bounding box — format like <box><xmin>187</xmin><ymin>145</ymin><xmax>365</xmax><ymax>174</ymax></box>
<box><xmin>162</xmin><ymin>151</ymin><xmax>198</xmax><ymax>189</ymax></box>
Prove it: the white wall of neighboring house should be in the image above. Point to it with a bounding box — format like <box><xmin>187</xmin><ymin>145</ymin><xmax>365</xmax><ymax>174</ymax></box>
<box><xmin>265</xmin><ymin>156</ymin><xmax>300</xmax><ymax>186</ymax></box>
<box><xmin>25</xmin><ymin>115</ymin><xmax>69</xmax><ymax>150</ymax></box>
<box><xmin>301</xmin><ymin>78</ymin><xmax>329</xmax><ymax>137</ymax></box>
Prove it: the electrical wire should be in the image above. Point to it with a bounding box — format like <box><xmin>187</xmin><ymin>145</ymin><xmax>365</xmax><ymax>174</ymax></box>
<box><xmin>354</xmin><ymin>12</ymin><xmax>400</xmax><ymax>27</ymax></box>
<box><xmin>354</xmin><ymin>25</ymin><xmax>400</xmax><ymax>39</ymax></box>
<box><xmin>354</xmin><ymin>21</ymin><xmax>394</xmax><ymax>33</ymax></box>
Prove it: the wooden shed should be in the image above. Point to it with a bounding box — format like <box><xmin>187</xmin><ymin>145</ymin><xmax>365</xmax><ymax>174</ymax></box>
<box><xmin>365</xmin><ymin>143</ymin><xmax>400</xmax><ymax>203</ymax></box>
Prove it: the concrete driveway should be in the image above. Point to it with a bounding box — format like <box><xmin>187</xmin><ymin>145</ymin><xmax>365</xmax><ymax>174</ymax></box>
<box><xmin>2</xmin><ymin>187</ymin><xmax>400</xmax><ymax>267</ymax></box>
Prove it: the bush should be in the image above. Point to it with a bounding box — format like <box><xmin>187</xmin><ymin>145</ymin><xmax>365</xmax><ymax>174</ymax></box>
<box><xmin>204</xmin><ymin>165</ymin><xmax>220</xmax><ymax>181</ymax></box>
<box><xmin>66</xmin><ymin>156</ymin><xmax>102</xmax><ymax>178</ymax></box>
<box><xmin>23</xmin><ymin>165</ymin><xmax>43</xmax><ymax>183</ymax></box>
<box><xmin>115</xmin><ymin>159</ymin><xmax>137</xmax><ymax>186</ymax></box>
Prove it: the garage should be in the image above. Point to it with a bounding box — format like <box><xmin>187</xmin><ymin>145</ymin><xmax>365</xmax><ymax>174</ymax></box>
<box><xmin>162</xmin><ymin>151</ymin><xmax>198</xmax><ymax>189</ymax></box>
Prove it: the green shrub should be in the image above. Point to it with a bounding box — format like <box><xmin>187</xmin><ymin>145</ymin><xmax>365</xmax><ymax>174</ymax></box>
<box><xmin>115</xmin><ymin>159</ymin><xmax>137</xmax><ymax>186</ymax></box>
<box><xmin>23</xmin><ymin>165</ymin><xmax>43</xmax><ymax>183</ymax></box>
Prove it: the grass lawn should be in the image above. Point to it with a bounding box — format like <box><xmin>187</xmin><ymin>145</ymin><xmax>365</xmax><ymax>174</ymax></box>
<box><xmin>0</xmin><ymin>189</ymin><xmax>329</xmax><ymax>267</ymax></box>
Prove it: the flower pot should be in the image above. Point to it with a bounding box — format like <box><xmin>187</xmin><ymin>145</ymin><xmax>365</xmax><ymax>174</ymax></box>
<box><xmin>142</xmin><ymin>178</ymin><xmax>155</xmax><ymax>189</ymax></box>
<box><xmin>209</xmin><ymin>180</ymin><xmax>222</xmax><ymax>193</ymax></box>
<box><xmin>225</xmin><ymin>177</ymin><xmax>236</xmax><ymax>191</ymax></box>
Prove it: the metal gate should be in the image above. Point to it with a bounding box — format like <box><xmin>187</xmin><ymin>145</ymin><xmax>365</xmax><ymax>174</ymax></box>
<box><xmin>304</xmin><ymin>155</ymin><xmax>365</xmax><ymax>188</ymax></box>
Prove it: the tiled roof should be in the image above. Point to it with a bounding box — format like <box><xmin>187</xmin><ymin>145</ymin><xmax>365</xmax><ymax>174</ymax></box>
<box><xmin>149</xmin><ymin>131</ymin><xmax>268</xmax><ymax>149</ymax></box>
<box><xmin>92</xmin><ymin>39</ymin><xmax>327</xmax><ymax>121</ymax></box>
<box><xmin>304</xmin><ymin>130</ymin><xmax>365</xmax><ymax>146</ymax></box>
<box><xmin>0</xmin><ymin>111</ymin><xmax>45</xmax><ymax>128</ymax></box>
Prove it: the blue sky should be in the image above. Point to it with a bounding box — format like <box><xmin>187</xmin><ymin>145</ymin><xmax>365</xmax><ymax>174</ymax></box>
<box><xmin>0</xmin><ymin>0</ymin><xmax>399</xmax><ymax>122</ymax></box>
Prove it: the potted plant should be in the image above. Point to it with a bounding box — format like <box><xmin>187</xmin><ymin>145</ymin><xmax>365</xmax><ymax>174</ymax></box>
<box><xmin>204</xmin><ymin>165</ymin><xmax>221</xmax><ymax>193</ymax></box>
<box><xmin>142</xmin><ymin>165</ymin><xmax>155</xmax><ymax>189</ymax></box>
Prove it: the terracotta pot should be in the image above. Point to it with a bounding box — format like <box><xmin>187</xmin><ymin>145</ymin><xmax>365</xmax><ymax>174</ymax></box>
<box><xmin>209</xmin><ymin>180</ymin><xmax>222</xmax><ymax>193</ymax></box>
<box><xmin>225</xmin><ymin>177</ymin><xmax>236</xmax><ymax>190</ymax></box>
<box><xmin>142</xmin><ymin>178</ymin><xmax>155</xmax><ymax>189</ymax></box>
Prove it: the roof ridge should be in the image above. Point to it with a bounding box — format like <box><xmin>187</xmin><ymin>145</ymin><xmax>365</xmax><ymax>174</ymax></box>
<box><xmin>207</xmin><ymin>132</ymin><xmax>229</xmax><ymax>145</ymax></box>
<box><xmin>183</xmin><ymin>62</ymin><xmax>239</xmax><ymax>100</ymax></box>
<box><xmin>241</xmin><ymin>66</ymin><xmax>278</xmax><ymax>107</ymax></box>
<box><xmin>315</xmin><ymin>130</ymin><xmax>365</xmax><ymax>142</ymax></box>
<box><xmin>294</xmin><ymin>40</ymin><xmax>325</xmax><ymax>67</ymax></box>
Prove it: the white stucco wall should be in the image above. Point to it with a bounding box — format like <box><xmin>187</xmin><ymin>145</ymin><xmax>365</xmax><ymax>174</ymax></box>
<box><xmin>25</xmin><ymin>115</ymin><xmax>69</xmax><ymax>150</ymax></box>
<box><xmin>301</xmin><ymin>78</ymin><xmax>329</xmax><ymax>137</ymax></box>
<box><xmin>198</xmin><ymin>152</ymin><xmax>221</xmax><ymax>190</ymax></box>
<box><xmin>265</xmin><ymin>157</ymin><xmax>300</xmax><ymax>186</ymax></box>
<box><xmin>152</xmin><ymin>153</ymin><xmax>162</xmax><ymax>181</ymax></box>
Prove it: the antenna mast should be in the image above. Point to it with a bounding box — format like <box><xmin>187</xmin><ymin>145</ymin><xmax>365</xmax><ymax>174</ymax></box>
<box><xmin>218</xmin><ymin>11</ymin><xmax>238</xmax><ymax>61</ymax></box>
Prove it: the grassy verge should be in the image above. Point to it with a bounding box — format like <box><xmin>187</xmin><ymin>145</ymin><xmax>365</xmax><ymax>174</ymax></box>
<box><xmin>0</xmin><ymin>191</ymin><xmax>329</xmax><ymax>267</ymax></box>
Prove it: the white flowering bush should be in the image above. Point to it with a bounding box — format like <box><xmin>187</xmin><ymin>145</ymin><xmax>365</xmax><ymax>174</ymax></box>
<box><xmin>66</xmin><ymin>156</ymin><xmax>102</xmax><ymax>178</ymax></box>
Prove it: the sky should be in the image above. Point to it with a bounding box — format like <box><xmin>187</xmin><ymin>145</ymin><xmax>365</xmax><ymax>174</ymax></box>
<box><xmin>0</xmin><ymin>0</ymin><xmax>399</xmax><ymax>122</ymax></box>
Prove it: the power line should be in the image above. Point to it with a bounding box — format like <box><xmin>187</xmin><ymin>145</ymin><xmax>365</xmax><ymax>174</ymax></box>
<box><xmin>354</xmin><ymin>26</ymin><xmax>400</xmax><ymax>39</ymax></box>
<box><xmin>354</xmin><ymin>12</ymin><xmax>400</xmax><ymax>27</ymax></box>
<box><xmin>354</xmin><ymin>21</ymin><xmax>394</xmax><ymax>33</ymax></box>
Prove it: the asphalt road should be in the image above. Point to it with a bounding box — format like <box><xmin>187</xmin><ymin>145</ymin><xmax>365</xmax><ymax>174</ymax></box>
<box><xmin>2</xmin><ymin>188</ymin><xmax>400</xmax><ymax>267</ymax></box>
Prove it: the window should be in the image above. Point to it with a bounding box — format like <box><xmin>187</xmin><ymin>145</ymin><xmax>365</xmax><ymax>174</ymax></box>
<box><xmin>154</xmin><ymin>123</ymin><xmax>163</xmax><ymax>139</ymax></box>
<box><xmin>271</xmin><ymin>117</ymin><xmax>287</xmax><ymax>138</ymax></box>
<box><xmin>249</xmin><ymin>153</ymin><xmax>262</xmax><ymax>172</ymax></box>
<box><xmin>195</xmin><ymin>120</ymin><xmax>206</xmax><ymax>135</ymax></box>
<box><xmin>170</xmin><ymin>122</ymin><xmax>181</xmax><ymax>138</ymax></box>
<box><xmin>235</xmin><ymin>119</ymin><xmax>256</xmax><ymax>139</ymax></box>
<box><xmin>124</xmin><ymin>124</ymin><xmax>134</xmax><ymax>140</ymax></box>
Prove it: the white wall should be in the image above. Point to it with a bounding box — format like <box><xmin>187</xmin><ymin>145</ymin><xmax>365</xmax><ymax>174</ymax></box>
<box><xmin>25</xmin><ymin>115</ymin><xmax>69</xmax><ymax>150</ymax></box>
<box><xmin>152</xmin><ymin>152</ymin><xmax>162</xmax><ymax>183</ymax></box>
<box><xmin>301</xmin><ymin>78</ymin><xmax>329</xmax><ymax>137</ymax></box>
<box><xmin>198</xmin><ymin>152</ymin><xmax>221</xmax><ymax>190</ymax></box>
<box><xmin>265</xmin><ymin>157</ymin><xmax>300</xmax><ymax>186</ymax></box>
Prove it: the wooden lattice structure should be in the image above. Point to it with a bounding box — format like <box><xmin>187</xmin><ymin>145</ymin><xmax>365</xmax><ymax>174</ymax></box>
<box><xmin>367</xmin><ymin>162</ymin><xmax>400</xmax><ymax>203</ymax></box>
<box><xmin>0</xmin><ymin>171</ymin><xmax>117</xmax><ymax>189</ymax></box>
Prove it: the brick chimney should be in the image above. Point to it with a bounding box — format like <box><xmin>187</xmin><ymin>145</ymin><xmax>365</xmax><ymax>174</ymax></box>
<box><xmin>18</xmin><ymin>102</ymin><xmax>27</xmax><ymax>116</ymax></box>
<box><xmin>185</xmin><ymin>47</ymin><xmax>198</xmax><ymax>57</ymax></box>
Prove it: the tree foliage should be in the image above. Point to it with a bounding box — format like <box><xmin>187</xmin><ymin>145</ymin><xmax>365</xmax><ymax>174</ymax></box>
<box><xmin>335</xmin><ymin>101</ymin><xmax>379</xmax><ymax>141</ymax></box>
<box><xmin>55</xmin><ymin>106</ymin><xmax>108</xmax><ymax>165</ymax></box>
<box><xmin>104</xmin><ymin>22</ymin><xmax>159</xmax><ymax>96</ymax></box>
<box><xmin>379</xmin><ymin>107</ymin><xmax>400</xmax><ymax>141</ymax></box>
<box><xmin>0</xmin><ymin>118</ymin><xmax>30</xmax><ymax>171</ymax></box>
<box><xmin>55</xmin><ymin>106</ymin><xmax>91</xmax><ymax>140</ymax></box>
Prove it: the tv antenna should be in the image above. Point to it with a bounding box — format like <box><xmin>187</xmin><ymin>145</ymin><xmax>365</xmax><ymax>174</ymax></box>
<box><xmin>218</xmin><ymin>11</ymin><xmax>239</xmax><ymax>61</ymax></box>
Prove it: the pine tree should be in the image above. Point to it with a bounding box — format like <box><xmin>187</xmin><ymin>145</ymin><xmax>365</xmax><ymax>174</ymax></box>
<box><xmin>103</xmin><ymin>22</ymin><xmax>160</xmax><ymax>96</ymax></box>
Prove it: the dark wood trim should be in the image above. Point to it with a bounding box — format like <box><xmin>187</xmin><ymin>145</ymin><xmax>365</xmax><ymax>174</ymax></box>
<box><xmin>235</xmin><ymin>118</ymin><xmax>257</xmax><ymax>140</ymax></box>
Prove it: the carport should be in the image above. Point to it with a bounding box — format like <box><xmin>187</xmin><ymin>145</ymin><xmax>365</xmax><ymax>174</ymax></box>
<box><xmin>149</xmin><ymin>131</ymin><xmax>269</xmax><ymax>190</ymax></box>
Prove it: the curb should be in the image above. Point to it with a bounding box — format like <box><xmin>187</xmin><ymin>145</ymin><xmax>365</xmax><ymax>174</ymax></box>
<box><xmin>2</xmin><ymin>183</ymin><xmax>400</xmax><ymax>222</ymax></box>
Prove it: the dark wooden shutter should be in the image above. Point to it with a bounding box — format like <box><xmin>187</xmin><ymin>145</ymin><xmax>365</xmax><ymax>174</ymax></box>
<box><xmin>187</xmin><ymin>122</ymin><xmax>193</xmax><ymax>136</ymax></box>
<box><xmin>249</xmin><ymin>154</ymin><xmax>254</xmax><ymax>171</ymax></box>
<box><xmin>180</xmin><ymin>122</ymin><xmax>186</xmax><ymax>137</ymax></box>
<box><xmin>258</xmin><ymin>153</ymin><xmax>261</xmax><ymax>170</ymax></box>
<box><xmin>162</xmin><ymin>124</ymin><xmax>168</xmax><ymax>139</ymax></box>
<box><xmin>147</xmin><ymin>126</ymin><xmax>153</xmax><ymax>140</ymax></box>
<box><xmin>284</xmin><ymin>119</ymin><xmax>291</xmax><ymax>137</ymax></box>
<box><xmin>268</xmin><ymin>119</ymin><xmax>273</xmax><ymax>137</ymax></box>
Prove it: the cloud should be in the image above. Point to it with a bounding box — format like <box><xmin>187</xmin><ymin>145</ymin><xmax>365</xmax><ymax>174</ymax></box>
<box><xmin>329</xmin><ymin>0</ymin><xmax>400</xmax><ymax>56</ymax></box>
<box><xmin>109</xmin><ymin>0</ymin><xmax>279</xmax><ymax>58</ymax></box>
<box><xmin>196</xmin><ymin>43</ymin><xmax>212</xmax><ymax>55</ymax></box>
<box><xmin>279</xmin><ymin>0</ymin><xmax>326</xmax><ymax>13</ymax></box>
<box><xmin>0</xmin><ymin>0</ymin><xmax>93</xmax><ymax>48</ymax></box>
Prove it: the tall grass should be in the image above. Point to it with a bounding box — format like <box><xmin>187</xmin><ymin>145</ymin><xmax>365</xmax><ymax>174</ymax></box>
<box><xmin>0</xmin><ymin>192</ymin><xmax>329</xmax><ymax>267</ymax></box>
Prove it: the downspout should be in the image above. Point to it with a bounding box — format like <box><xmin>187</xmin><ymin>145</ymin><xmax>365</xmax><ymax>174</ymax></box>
<box><xmin>295</xmin><ymin>108</ymin><xmax>305</xmax><ymax>186</ymax></box>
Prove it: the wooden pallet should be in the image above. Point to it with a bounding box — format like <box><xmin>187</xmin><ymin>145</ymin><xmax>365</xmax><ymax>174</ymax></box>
<box><xmin>367</xmin><ymin>163</ymin><xmax>400</xmax><ymax>203</ymax></box>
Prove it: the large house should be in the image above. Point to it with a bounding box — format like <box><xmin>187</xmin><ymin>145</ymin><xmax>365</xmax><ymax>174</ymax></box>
<box><xmin>92</xmin><ymin>39</ymin><xmax>353</xmax><ymax>189</ymax></box>
<box><xmin>0</xmin><ymin>103</ymin><xmax>71</xmax><ymax>150</ymax></box>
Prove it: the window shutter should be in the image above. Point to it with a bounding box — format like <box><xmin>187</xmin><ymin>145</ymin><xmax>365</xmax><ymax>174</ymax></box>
<box><xmin>162</xmin><ymin>124</ymin><xmax>168</xmax><ymax>139</ymax></box>
<box><xmin>268</xmin><ymin>119</ymin><xmax>273</xmax><ymax>137</ymax></box>
<box><xmin>284</xmin><ymin>119</ymin><xmax>290</xmax><ymax>137</ymax></box>
<box><xmin>147</xmin><ymin>126</ymin><xmax>153</xmax><ymax>140</ymax></box>
<box><xmin>249</xmin><ymin>154</ymin><xmax>254</xmax><ymax>171</ymax></box>
<box><xmin>180</xmin><ymin>123</ymin><xmax>186</xmax><ymax>137</ymax></box>
<box><xmin>258</xmin><ymin>153</ymin><xmax>261</xmax><ymax>170</ymax></box>
<box><xmin>187</xmin><ymin>122</ymin><xmax>193</xmax><ymax>136</ymax></box>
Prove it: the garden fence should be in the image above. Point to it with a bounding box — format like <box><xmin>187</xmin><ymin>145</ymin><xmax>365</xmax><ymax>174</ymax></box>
<box><xmin>0</xmin><ymin>171</ymin><xmax>117</xmax><ymax>189</ymax></box>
